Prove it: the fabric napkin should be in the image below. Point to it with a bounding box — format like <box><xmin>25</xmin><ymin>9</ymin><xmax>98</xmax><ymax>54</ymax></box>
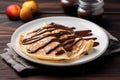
<box><xmin>0</xmin><ymin>28</ymin><xmax>120</xmax><ymax>72</ymax></box>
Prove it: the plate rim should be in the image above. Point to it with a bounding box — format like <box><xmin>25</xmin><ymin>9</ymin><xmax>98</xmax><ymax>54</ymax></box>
<box><xmin>11</xmin><ymin>16</ymin><xmax>109</xmax><ymax>66</ymax></box>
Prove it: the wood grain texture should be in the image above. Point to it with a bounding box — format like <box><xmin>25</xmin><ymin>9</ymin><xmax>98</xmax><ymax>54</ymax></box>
<box><xmin>0</xmin><ymin>0</ymin><xmax>120</xmax><ymax>80</ymax></box>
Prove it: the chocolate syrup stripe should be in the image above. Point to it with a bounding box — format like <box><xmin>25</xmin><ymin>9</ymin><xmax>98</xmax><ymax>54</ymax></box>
<box><xmin>63</xmin><ymin>39</ymin><xmax>75</xmax><ymax>46</ymax></box>
<box><xmin>60</xmin><ymin>34</ymin><xmax>77</xmax><ymax>42</ymax></box>
<box><xmin>32</xmin><ymin>28</ymin><xmax>55</xmax><ymax>38</ymax></box>
<box><xmin>75</xmin><ymin>30</ymin><xmax>92</xmax><ymax>37</ymax></box>
<box><xmin>83</xmin><ymin>37</ymin><xmax>97</xmax><ymax>40</ymax></box>
<box><xmin>56</xmin><ymin>50</ymin><xmax>65</xmax><ymax>55</ymax></box>
<box><xmin>49</xmin><ymin>23</ymin><xmax>75</xmax><ymax>31</ymax></box>
<box><xmin>93</xmin><ymin>42</ymin><xmax>99</xmax><ymax>47</ymax></box>
<box><xmin>56</xmin><ymin>30</ymin><xmax>72</xmax><ymax>37</ymax></box>
<box><xmin>27</xmin><ymin>38</ymin><xmax>59</xmax><ymax>53</ymax></box>
<box><xmin>45</xmin><ymin>44</ymin><xmax>61</xmax><ymax>54</ymax></box>
<box><xmin>82</xmin><ymin>38</ymin><xmax>99</xmax><ymax>47</ymax></box>
<box><xmin>64</xmin><ymin>38</ymin><xmax>81</xmax><ymax>51</ymax></box>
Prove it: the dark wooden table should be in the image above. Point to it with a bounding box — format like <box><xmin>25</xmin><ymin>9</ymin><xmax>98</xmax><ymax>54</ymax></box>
<box><xmin>0</xmin><ymin>0</ymin><xmax>120</xmax><ymax>80</ymax></box>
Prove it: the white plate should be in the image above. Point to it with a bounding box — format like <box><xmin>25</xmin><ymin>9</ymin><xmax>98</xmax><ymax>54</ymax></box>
<box><xmin>11</xmin><ymin>16</ymin><xmax>109</xmax><ymax>66</ymax></box>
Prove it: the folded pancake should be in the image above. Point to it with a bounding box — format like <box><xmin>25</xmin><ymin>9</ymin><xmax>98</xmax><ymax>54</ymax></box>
<box><xmin>18</xmin><ymin>33</ymin><xmax>69</xmax><ymax>60</ymax></box>
<box><xmin>17</xmin><ymin>23</ymin><xmax>94</xmax><ymax>62</ymax></box>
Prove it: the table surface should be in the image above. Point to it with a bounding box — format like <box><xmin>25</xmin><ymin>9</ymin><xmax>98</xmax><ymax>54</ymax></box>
<box><xmin>0</xmin><ymin>0</ymin><xmax>120</xmax><ymax>80</ymax></box>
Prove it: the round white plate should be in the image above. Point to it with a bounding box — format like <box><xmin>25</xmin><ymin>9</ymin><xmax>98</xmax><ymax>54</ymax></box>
<box><xmin>11</xmin><ymin>16</ymin><xmax>109</xmax><ymax>66</ymax></box>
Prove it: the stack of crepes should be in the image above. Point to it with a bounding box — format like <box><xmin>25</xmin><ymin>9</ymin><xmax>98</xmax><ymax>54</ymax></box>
<box><xmin>17</xmin><ymin>23</ymin><xmax>94</xmax><ymax>62</ymax></box>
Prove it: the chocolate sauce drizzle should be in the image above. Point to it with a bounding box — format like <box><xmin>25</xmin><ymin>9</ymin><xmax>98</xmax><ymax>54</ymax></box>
<box><xmin>27</xmin><ymin>38</ymin><xmax>59</xmax><ymax>53</ymax></box>
<box><xmin>22</xmin><ymin>23</ymin><xmax>99</xmax><ymax>54</ymax></box>
<box><xmin>64</xmin><ymin>38</ymin><xmax>81</xmax><ymax>51</ymax></box>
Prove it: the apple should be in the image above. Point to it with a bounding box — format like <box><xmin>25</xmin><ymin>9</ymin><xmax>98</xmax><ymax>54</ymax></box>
<box><xmin>6</xmin><ymin>4</ymin><xmax>21</xmax><ymax>19</ymax></box>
